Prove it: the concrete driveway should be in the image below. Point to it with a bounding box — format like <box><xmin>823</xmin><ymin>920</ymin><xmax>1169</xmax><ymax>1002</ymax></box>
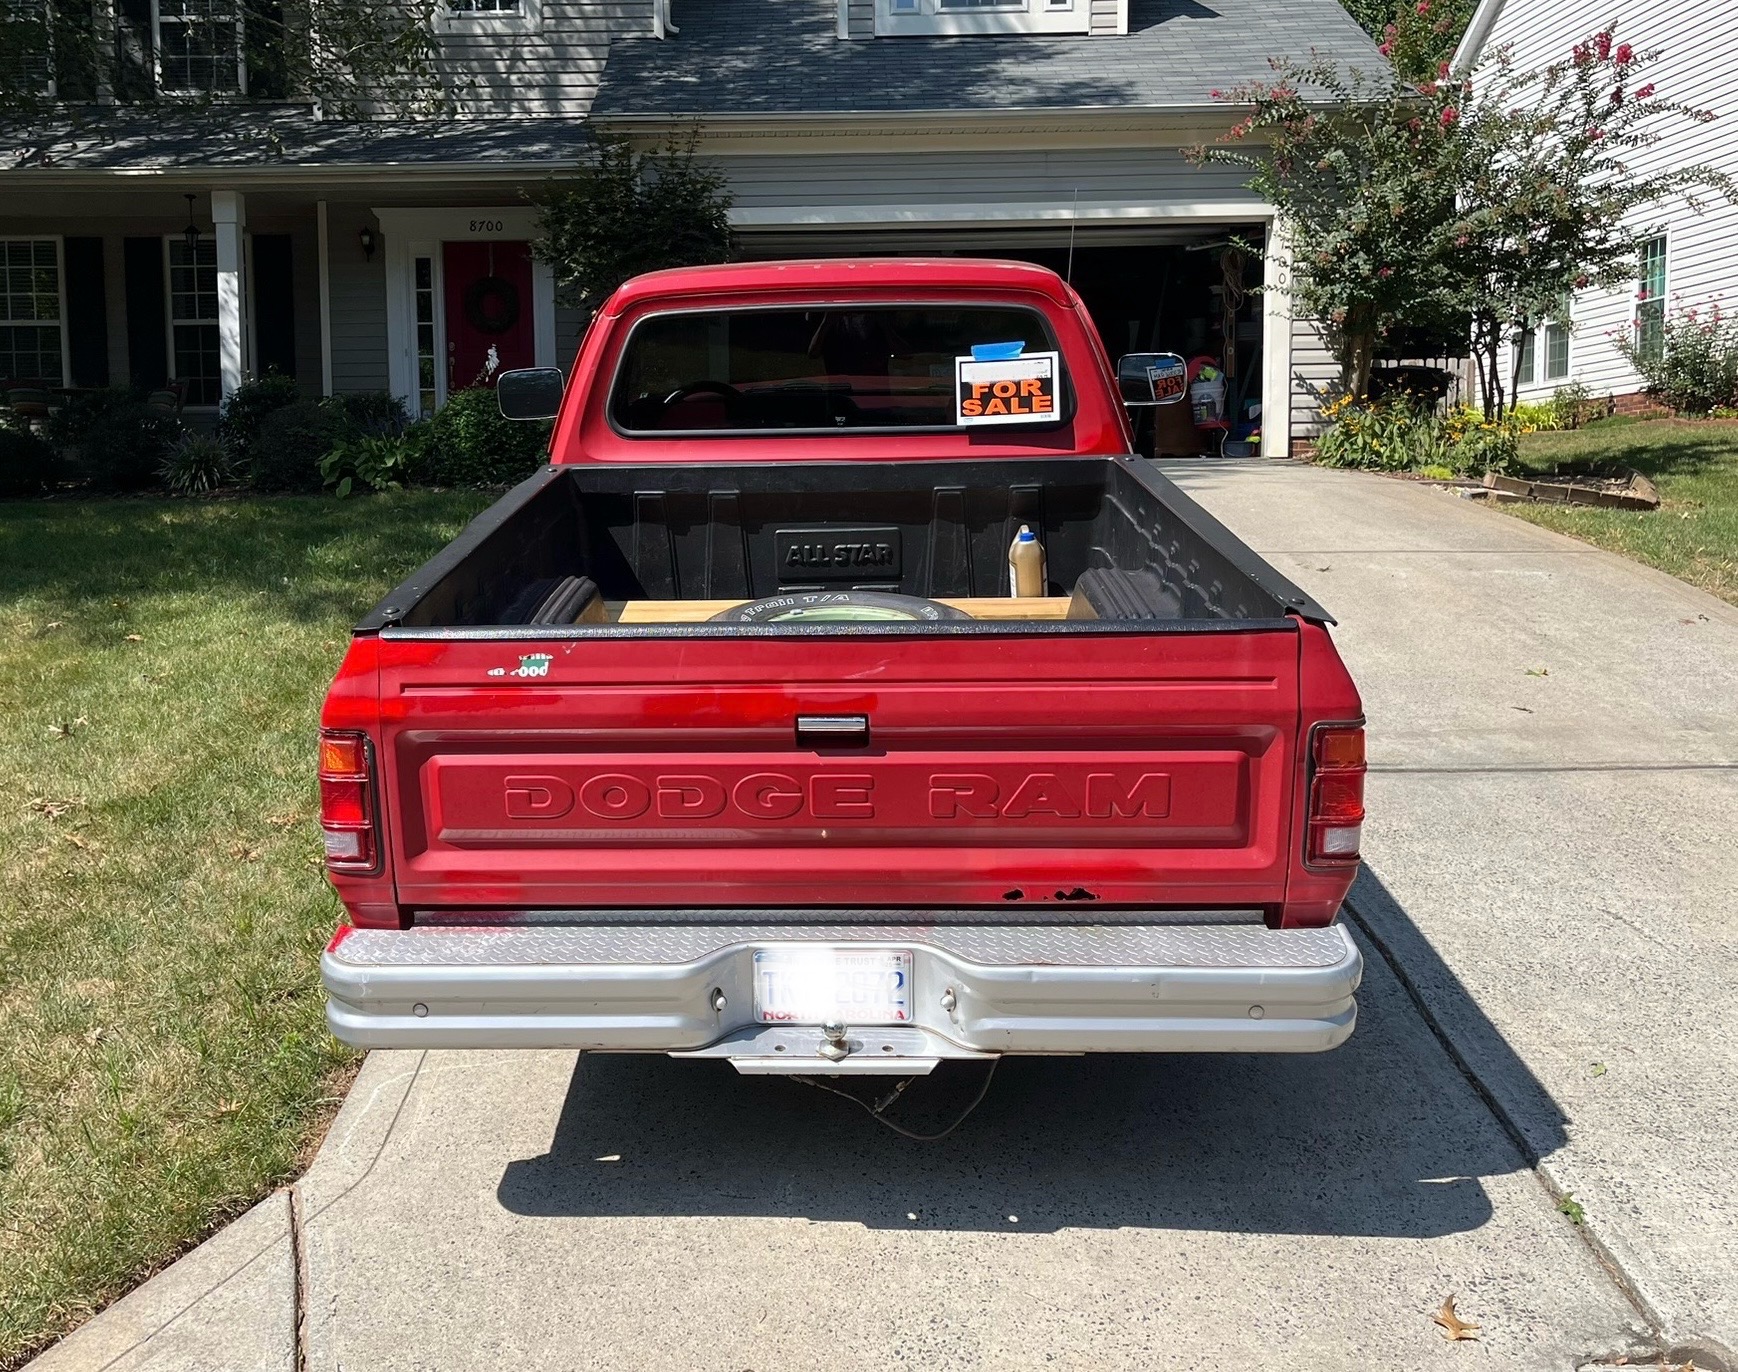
<box><xmin>31</xmin><ymin>459</ymin><xmax>1736</xmax><ymax>1372</ymax></box>
<box><xmin>1165</xmin><ymin>459</ymin><xmax>1738</xmax><ymax>1367</ymax></box>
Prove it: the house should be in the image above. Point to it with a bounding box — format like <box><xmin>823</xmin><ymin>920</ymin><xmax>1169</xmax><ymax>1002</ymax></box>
<box><xmin>1453</xmin><ymin>0</ymin><xmax>1738</xmax><ymax>411</ymax></box>
<box><xmin>1</xmin><ymin>0</ymin><xmax>1386</xmax><ymax>455</ymax></box>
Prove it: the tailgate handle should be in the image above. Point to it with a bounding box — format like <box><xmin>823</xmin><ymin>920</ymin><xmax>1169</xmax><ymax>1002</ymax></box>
<box><xmin>795</xmin><ymin>714</ymin><xmax>871</xmax><ymax>749</ymax></box>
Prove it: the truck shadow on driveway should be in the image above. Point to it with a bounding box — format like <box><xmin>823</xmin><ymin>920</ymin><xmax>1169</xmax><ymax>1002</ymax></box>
<box><xmin>498</xmin><ymin>882</ymin><xmax>1560</xmax><ymax>1239</ymax></box>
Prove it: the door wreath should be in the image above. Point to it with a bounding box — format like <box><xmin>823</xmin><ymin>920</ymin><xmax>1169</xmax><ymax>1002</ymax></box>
<box><xmin>463</xmin><ymin>275</ymin><xmax>520</xmax><ymax>335</ymax></box>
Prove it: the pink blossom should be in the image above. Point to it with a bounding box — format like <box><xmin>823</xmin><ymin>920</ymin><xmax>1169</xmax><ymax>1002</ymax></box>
<box><xmin>1379</xmin><ymin>41</ymin><xmax>1393</xmax><ymax>55</ymax></box>
<box><xmin>1415</xmin><ymin>1</ymin><xmax>1429</xmax><ymax>13</ymax></box>
<box><xmin>1440</xmin><ymin>106</ymin><xmax>1459</xmax><ymax>125</ymax></box>
<box><xmin>1419</xmin><ymin>79</ymin><xmax>1438</xmax><ymax>94</ymax></box>
<box><xmin>1210</xmin><ymin>88</ymin><xmax>1223</xmax><ymax>98</ymax></box>
<box><xmin>1378</xmin><ymin>266</ymin><xmax>1394</xmax><ymax>279</ymax></box>
<box><xmin>1575</xmin><ymin>274</ymin><xmax>1589</xmax><ymax>288</ymax></box>
<box><xmin>1572</xmin><ymin>42</ymin><xmax>1590</xmax><ymax>64</ymax></box>
<box><xmin>1615</xmin><ymin>42</ymin><xmax>1633</xmax><ymax>64</ymax></box>
<box><xmin>1438</xmin><ymin>60</ymin><xmax>1451</xmax><ymax>78</ymax></box>
<box><xmin>1636</xmin><ymin>82</ymin><xmax>1656</xmax><ymax>98</ymax></box>
<box><xmin>1595</xmin><ymin>31</ymin><xmax>1612</xmax><ymax>60</ymax></box>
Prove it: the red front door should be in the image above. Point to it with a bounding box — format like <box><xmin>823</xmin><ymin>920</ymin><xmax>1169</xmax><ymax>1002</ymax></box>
<box><xmin>442</xmin><ymin>240</ymin><xmax>536</xmax><ymax>393</ymax></box>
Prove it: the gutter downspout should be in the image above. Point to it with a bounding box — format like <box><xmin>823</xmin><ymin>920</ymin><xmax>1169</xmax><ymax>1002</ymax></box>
<box><xmin>1451</xmin><ymin>0</ymin><xmax>1505</xmax><ymax>74</ymax></box>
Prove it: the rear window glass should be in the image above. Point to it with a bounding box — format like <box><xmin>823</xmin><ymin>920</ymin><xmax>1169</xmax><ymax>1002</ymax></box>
<box><xmin>609</xmin><ymin>305</ymin><xmax>1065</xmax><ymax>433</ymax></box>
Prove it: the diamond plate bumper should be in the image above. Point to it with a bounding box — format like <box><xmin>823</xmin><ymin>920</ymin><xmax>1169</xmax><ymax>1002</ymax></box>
<box><xmin>322</xmin><ymin>920</ymin><xmax>1361</xmax><ymax>1061</ymax></box>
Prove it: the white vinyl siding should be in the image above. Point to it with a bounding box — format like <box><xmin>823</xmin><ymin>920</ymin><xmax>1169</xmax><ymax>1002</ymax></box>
<box><xmin>1477</xmin><ymin>0</ymin><xmax>1737</xmax><ymax>400</ymax></box>
<box><xmin>437</xmin><ymin>0</ymin><xmax>651</xmax><ymax>117</ymax></box>
<box><xmin>0</xmin><ymin>237</ymin><xmax>66</xmax><ymax>385</ymax></box>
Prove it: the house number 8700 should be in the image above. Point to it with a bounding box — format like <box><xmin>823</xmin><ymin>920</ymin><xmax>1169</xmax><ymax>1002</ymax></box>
<box><xmin>469</xmin><ymin>219</ymin><xmax>505</xmax><ymax>233</ymax></box>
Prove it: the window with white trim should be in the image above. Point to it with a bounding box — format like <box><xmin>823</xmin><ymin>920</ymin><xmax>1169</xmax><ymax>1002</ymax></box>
<box><xmin>166</xmin><ymin>237</ymin><xmax>222</xmax><ymax>406</ymax></box>
<box><xmin>0</xmin><ymin>238</ymin><xmax>64</xmax><ymax>384</ymax></box>
<box><xmin>1513</xmin><ymin>311</ymin><xmax>1570</xmax><ymax>389</ymax></box>
<box><xmin>414</xmin><ymin>256</ymin><xmax>439</xmax><ymax>418</ymax></box>
<box><xmin>438</xmin><ymin>0</ymin><xmax>540</xmax><ymax>31</ymax></box>
<box><xmin>1635</xmin><ymin>235</ymin><xmax>1666</xmax><ymax>364</ymax></box>
<box><xmin>153</xmin><ymin>0</ymin><xmax>244</xmax><ymax>94</ymax></box>
<box><xmin>878</xmin><ymin>0</ymin><xmax>1085</xmax><ymax>35</ymax></box>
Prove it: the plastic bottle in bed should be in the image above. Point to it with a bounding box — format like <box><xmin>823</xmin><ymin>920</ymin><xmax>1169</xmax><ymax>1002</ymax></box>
<box><xmin>1008</xmin><ymin>525</ymin><xmax>1047</xmax><ymax>598</ymax></box>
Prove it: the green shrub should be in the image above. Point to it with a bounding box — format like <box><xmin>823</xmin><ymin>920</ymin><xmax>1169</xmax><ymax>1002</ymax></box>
<box><xmin>247</xmin><ymin>399</ymin><xmax>347</xmax><ymax>493</ymax></box>
<box><xmin>328</xmin><ymin>390</ymin><xmax>410</xmax><ymax>437</ymax></box>
<box><xmin>1314</xmin><ymin>395</ymin><xmax>1514</xmax><ymax>476</ymax></box>
<box><xmin>1507</xmin><ymin>401</ymin><xmax>1561</xmax><ymax>433</ymax></box>
<box><xmin>420</xmin><ymin>387</ymin><xmax>550</xmax><ymax>487</ymax></box>
<box><xmin>1617</xmin><ymin>307</ymin><xmax>1738</xmax><ymax>415</ymax></box>
<box><xmin>216</xmin><ymin>374</ymin><xmax>300</xmax><ymax>470</ymax></box>
<box><xmin>1551</xmin><ymin>382</ymin><xmax>1597</xmax><ymax>430</ymax></box>
<box><xmin>320</xmin><ymin>432</ymin><xmax>416</xmax><ymax>497</ymax></box>
<box><xmin>159</xmin><ymin>431</ymin><xmax>234</xmax><ymax>495</ymax></box>
<box><xmin>1442</xmin><ymin>410</ymin><xmax>1519</xmax><ymax>472</ymax></box>
<box><xmin>0</xmin><ymin>419</ymin><xmax>63</xmax><ymax>496</ymax></box>
<box><xmin>46</xmin><ymin>389</ymin><xmax>184</xmax><ymax>491</ymax></box>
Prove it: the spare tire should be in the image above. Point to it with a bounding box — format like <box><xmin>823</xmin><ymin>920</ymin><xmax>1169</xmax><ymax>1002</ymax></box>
<box><xmin>710</xmin><ymin>591</ymin><xmax>971</xmax><ymax>624</ymax></box>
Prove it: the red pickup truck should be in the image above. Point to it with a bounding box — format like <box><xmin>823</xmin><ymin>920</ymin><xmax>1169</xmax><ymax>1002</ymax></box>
<box><xmin>318</xmin><ymin>258</ymin><xmax>1366</xmax><ymax>1077</ymax></box>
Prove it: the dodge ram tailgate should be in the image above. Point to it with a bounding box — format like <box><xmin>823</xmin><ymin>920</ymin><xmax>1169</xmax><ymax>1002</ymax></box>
<box><xmin>373</xmin><ymin>628</ymin><xmax>1302</xmax><ymax>917</ymax></box>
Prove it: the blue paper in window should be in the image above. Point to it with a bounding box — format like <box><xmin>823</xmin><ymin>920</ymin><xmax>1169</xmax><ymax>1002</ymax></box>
<box><xmin>970</xmin><ymin>341</ymin><xmax>1026</xmax><ymax>362</ymax></box>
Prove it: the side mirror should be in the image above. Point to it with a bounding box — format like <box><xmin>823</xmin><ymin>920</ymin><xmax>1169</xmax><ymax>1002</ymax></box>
<box><xmin>1116</xmin><ymin>352</ymin><xmax>1189</xmax><ymax>407</ymax></box>
<box><xmin>497</xmin><ymin>367</ymin><xmax>565</xmax><ymax>421</ymax></box>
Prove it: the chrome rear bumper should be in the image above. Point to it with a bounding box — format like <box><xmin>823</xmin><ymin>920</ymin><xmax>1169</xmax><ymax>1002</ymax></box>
<box><xmin>321</xmin><ymin>920</ymin><xmax>1361</xmax><ymax>1070</ymax></box>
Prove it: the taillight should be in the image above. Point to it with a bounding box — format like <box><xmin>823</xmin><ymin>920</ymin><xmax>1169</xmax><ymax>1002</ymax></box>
<box><xmin>319</xmin><ymin>729</ymin><xmax>378</xmax><ymax>873</ymax></box>
<box><xmin>1306</xmin><ymin>722</ymin><xmax>1365</xmax><ymax>866</ymax></box>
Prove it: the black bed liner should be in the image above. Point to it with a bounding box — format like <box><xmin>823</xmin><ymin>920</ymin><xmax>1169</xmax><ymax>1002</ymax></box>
<box><xmin>359</xmin><ymin>455</ymin><xmax>1330</xmax><ymax>637</ymax></box>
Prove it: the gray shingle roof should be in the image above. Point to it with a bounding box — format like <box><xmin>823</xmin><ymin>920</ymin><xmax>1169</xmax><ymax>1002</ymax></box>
<box><xmin>593</xmin><ymin>0</ymin><xmax>1388</xmax><ymax>119</ymax></box>
<box><xmin>2</xmin><ymin>108</ymin><xmax>594</xmax><ymax>172</ymax></box>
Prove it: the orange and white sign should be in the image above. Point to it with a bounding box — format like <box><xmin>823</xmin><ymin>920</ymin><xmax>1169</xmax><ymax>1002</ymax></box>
<box><xmin>954</xmin><ymin>351</ymin><xmax>1060</xmax><ymax>426</ymax></box>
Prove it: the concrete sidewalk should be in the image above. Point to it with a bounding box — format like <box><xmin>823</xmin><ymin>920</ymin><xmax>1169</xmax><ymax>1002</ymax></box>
<box><xmin>1165</xmin><ymin>459</ymin><xmax>1738</xmax><ymax>1365</ymax></box>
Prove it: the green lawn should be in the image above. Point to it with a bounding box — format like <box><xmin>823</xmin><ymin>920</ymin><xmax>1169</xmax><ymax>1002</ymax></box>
<box><xmin>1506</xmin><ymin>417</ymin><xmax>1738</xmax><ymax>607</ymax></box>
<box><xmin>0</xmin><ymin>491</ymin><xmax>490</xmax><ymax>1370</ymax></box>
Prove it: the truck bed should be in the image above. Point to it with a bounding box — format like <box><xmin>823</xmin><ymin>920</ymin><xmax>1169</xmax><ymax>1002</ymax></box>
<box><xmin>328</xmin><ymin>456</ymin><xmax>1350</xmax><ymax>927</ymax></box>
<box><xmin>363</xmin><ymin>456</ymin><xmax>1328</xmax><ymax>632</ymax></box>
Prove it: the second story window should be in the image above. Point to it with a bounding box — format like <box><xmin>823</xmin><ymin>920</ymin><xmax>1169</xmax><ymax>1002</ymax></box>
<box><xmin>153</xmin><ymin>0</ymin><xmax>245</xmax><ymax>94</ymax></box>
<box><xmin>879</xmin><ymin>0</ymin><xmax>1087</xmax><ymax>36</ymax></box>
<box><xmin>437</xmin><ymin>0</ymin><xmax>538</xmax><ymax>33</ymax></box>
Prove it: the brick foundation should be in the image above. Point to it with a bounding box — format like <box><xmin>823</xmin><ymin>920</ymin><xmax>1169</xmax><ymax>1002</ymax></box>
<box><xmin>1290</xmin><ymin>439</ymin><xmax>1318</xmax><ymax>460</ymax></box>
<box><xmin>1607</xmin><ymin>389</ymin><xmax>1670</xmax><ymax>418</ymax></box>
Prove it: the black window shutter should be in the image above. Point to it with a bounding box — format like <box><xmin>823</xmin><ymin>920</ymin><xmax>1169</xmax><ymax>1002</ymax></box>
<box><xmin>63</xmin><ymin>238</ymin><xmax>109</xmax><ymax>388</ymax></box>
<box><xmin>123</xmin><ymin>237</ymin><xmax>167</xmax><ymax>390</ymax></box>
<box><xmin>251</xmin><ymin>234</ymin><xmax>296</xmax><ymax>379</ymax></box>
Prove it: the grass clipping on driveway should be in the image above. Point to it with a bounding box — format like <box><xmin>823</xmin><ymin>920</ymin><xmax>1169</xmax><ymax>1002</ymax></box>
<box><xmin>1508</xmin><ymin>418</ymin><xmax>1738</xmax><ymax>607</ymax></box>
<box><xmin>0</xmin><ymin>492</ymin><xmax>487</xmax><ymax>1368</ymax></box>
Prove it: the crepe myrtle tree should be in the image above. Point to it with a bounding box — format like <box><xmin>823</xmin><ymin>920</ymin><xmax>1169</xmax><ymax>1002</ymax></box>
<box><xmin>1194</xmin><ymin>12</ymin><xmax>1728</xmax><ymax>413</ymax></box>
<box><xmin>536</xmin><ymin>137</ymin><xmax>735</xmax><ymax>316</ymax></box>
<box><xmin>1192</xmin><ymin>50</ymin><xmax>1473</xmax><ymax>402</ymax></box>
<box><xmin>0</xmin><ymin>0</ymin><xmax>448</xmax><ymax>121</ymax></box>
<box><xmin>1454</xmin><ymin>31</ymin><xmax>1729</xmax><ymax>416</ymax></box>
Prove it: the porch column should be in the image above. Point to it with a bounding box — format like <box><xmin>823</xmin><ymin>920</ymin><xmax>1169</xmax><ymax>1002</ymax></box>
<box><xmin>211</xmin><ymin>190</ymin><xmax>248</xmax><ymax>400</ymax></box>
<box><xmin>1261</xmin><ymin>213</ymin><xmax>1294</xmax><ymax>459</ymax></box>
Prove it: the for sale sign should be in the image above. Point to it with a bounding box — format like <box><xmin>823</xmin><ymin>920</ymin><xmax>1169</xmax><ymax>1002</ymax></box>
<box><xmin>954</xmin><ymin>350</ymin><xmax>1061</xmax><ymax>426</ymax></box>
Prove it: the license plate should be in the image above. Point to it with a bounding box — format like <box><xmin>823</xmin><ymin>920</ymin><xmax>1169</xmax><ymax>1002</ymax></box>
<box><xmin>752</xmin><ymin>947</ymin><xmax>913</xmax><ymax>1025</ymax></box>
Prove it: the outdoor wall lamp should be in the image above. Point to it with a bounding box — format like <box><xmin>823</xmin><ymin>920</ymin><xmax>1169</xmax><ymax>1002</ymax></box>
<box><xmin>359</xmin><ymin>226</ymin><xmax>376</xmax><ymax>261</ymax></box>
<box><xmin>182</xmin><ymin>194</ymin><xmax>200</xmax><ymax>251</ymax></box>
